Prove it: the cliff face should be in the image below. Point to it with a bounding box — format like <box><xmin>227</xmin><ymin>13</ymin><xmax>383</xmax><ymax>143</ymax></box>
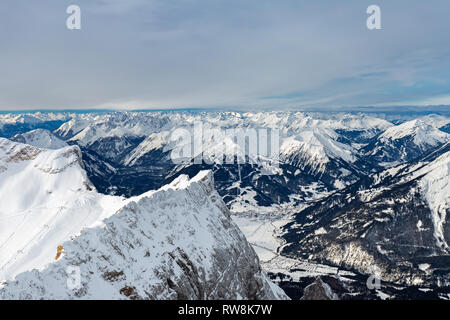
<box><xmin>0</xmin><ymin>163</ymin><xmax>287</xmax><ymax>299</ymax></box>
<box><xmin>282</xmin><ymin>145</ymin><xmax>450</xmax><ymax>288</ymax></box>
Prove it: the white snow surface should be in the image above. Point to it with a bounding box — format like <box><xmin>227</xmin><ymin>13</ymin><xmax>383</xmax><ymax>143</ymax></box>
<box><xmin>418</xmin><ymin>151</ymin><xmax>450</xmax><ymax>251</ymax></box>
<box><xmin>0</xmin><ymin>113</ymin><xmax>68</xmax><ymax>126</ymax></box>
<box><xmin>0</xmin><ymin>139</ymin><xmax>286</xmax><ymax>299</ymax></box>
<box><xmin>280</xmin><ymin>128</ymin><xmax>357</xmax><ymax>171</ymax></box>
<box><xmin>0</xmin><ymin>138</ymin><xmax>124</xmax><ymax>281</ymax></box>
<box><xmin>123</xmin><ymin>131</ymin><xmax>171</xmax><ymax>166</ymax></box>
<box><xmin>52</xmin><ymin>112</ymin><xmax>392</xmax><ymax>166</ymax></box>
<box><xmin>11</xmin><ymin>129</ymin><xmax>68</xmax><ymax>150</ymax></box>
<box><xmin>379</xmin><ymin>119</ymin><xmax>449</xmax><ymax>147</ymax></box>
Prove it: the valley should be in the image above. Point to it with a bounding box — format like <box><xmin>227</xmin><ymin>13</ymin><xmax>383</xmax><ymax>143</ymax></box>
<box><xmin>0</xmin><ymin>110</ymin><xmax>449</xmax><ymax>299</ymax></box>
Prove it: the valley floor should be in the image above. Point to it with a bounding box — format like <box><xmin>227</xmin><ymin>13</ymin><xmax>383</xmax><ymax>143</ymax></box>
<box><xmin>232</xmin><ymin>206</ymin><xmax>450</xmax><ymax>300</ymax></box>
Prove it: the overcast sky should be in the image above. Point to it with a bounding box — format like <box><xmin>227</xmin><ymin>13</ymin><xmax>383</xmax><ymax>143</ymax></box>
<box><xmin>1</xmin><ymin>0</ymin><xmax>450</xmax><ymax>110</ymax></box>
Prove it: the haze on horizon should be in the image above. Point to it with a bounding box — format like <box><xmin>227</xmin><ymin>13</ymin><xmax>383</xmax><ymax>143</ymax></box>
<box><xmin>1</xmin><ymin>0</ymin><xmax>450</xmax><ymax>111</ymax></box>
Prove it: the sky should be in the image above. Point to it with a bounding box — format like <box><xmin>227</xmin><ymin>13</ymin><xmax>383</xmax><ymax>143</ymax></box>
<box><xmin>1</xmin><ymin>0</ymin><xmax>450</xmax><ymax>111</ymax></box>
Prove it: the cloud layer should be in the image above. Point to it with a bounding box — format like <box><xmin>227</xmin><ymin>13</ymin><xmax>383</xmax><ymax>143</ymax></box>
<box><xmin>1</xmin><ymin>0</ymin><xmax>450</xmax><ymax>110</ymax></box>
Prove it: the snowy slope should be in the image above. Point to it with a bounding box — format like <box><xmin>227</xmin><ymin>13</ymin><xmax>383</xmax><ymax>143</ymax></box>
<box><xmin>51</xmin><ymin>111</ymin><xmax>393</xmax><ymax>173</ymax></box>
<box><xmin>241</xmin><ymin>112</ymin><xmax>392</xmax><ymax>134</ymax></box>
<box><xmin>120</xmin><ymin>116</ymin><xmax>361</xmax><ymax>172</ymax></box>
<box><xmin>363</xmin><ymin>119</ymin><xmax>449</xmax><ymax>164</ymax></box>
<box><xmin>0</xmin><ymin>138</ymin><xmax>125</xmax><ymax>281</ymax></box>
<box><xmin>73</xmin><ymin>112</ymin><xmax>371</xmax><ymax>208</ymax></box>
<box><xmin>62</xmin><ymin>112</ymin><xmax>170</xmax><ymax>146</ymax></box>
<box><xmin>0</xmin><ymin>113</ymin><xmax>69</xmax><ymax>138</ymax></box>
<box><xmin>281</xmin><ymin>144</ymin><xmax>450</xmax><ymax>287</ymax></box>
<box><xmin>417</xmin><ymin>152</ymin><xmax>450</xmax><ymax>251</ymax></box>
<box><xmin>417</xmin><ymin>114</ymin><xmax>450</xmax><ymax>129</ymax></box>
<box><xmin>379</xmin><ymin>119</ymin><xmax>448</xmax><ymax>147</ymax></box>
<box><xmin>0</xmin><ymin>139</ymin><xmax>286</xmax><ymax>299</ymax></box>
<box><xmin>0</xmin><ymin>113</ymin><xmax>68</xmax><ymax>126</ymax></box>
<box><xmin>11</xmin><ymin>129</ymin><xmax>68</xmax><ymax>150</ymax></box>
<box><xmin>0</xmin><ymin>170</ymin><xmax>287</xmax><ymax>300</ymax></box>
<box><xmin>123</xmin><ymin>131</ymin><xmax>171</xmax><ymax>166</ymax></box>
<box><xmin>54</xmin><ymin>111</ymin><xmax>393</xmax><ymax>152</ymax></box>
<box><xmin>280</xmin><ymin>129</ymin><xmax>357</xmax><ymax>172</ymax></box>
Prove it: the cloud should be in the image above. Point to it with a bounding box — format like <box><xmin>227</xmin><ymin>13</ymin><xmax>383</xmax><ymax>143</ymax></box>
<box><xmin>0</xmin><ymin>0</ymin><xmax>450</xmax><ymax>110</ymax></box>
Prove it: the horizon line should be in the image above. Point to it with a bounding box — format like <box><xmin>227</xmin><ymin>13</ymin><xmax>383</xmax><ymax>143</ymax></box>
<box><xmin>0</xmin><ymin>105</ymin><xmax>450</xmax><ymax>115</ymax></box>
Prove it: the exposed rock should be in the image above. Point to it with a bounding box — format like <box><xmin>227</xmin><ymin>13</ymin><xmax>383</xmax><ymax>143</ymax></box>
<box><xmin>0</xmin><ymin>166</ymin><xmax>287</xmax><ymax>300</ymax></box>
<box><xmin>301</xmin><ymin>278</ymin><xmax>338</xmax><ymax>300</ymax></box>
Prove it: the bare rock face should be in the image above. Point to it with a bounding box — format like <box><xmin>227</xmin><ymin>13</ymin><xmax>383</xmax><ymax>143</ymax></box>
<box><xmin>300</xmin><ymin>278</ymin><xmax>338</xmax><ymax>300</ymax></box>
<box><xmin>0</xmin><ymin>170</ymin><xmax>287</xmax><ymax>300</ymax></box>
<box><xmin>282</xmin><ymin>144</ymin><xmax>450</xmax><ymax>289</ymax></box>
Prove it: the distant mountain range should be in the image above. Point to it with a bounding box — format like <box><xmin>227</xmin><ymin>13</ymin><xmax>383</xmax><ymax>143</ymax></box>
<box><xmin>0</xmin><ymin>110</ymin><xmax>448</xmax><ymax>300</ymax></box>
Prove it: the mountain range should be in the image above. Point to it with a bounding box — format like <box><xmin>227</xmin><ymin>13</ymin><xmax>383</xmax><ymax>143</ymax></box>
<box><xmin>0</xmin><ymin>110</ymin><xmax>448</xmax><ymax>300</ymax></box>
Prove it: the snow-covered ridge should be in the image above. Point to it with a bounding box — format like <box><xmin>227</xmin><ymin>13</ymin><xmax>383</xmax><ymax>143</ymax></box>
<box><xmin>379</xmin><ymin>119</ymin><xmax>449</xmax><ymax>147</ymax></box>
<box><xmin>362</xmin><ymin>118</ymin><xmax>449</xmax><ymax>164</ymax></box>
<box><xmin>11</xmin><ymin>129</ymin><xmax>67</xmax><ymax>150</ymax></box>
<box><xmin>417</xmin><ymin>114</ymin><xmax>450</xmax><ymax>129</ymax></box>
<box><xmin>280</xmin><ymin>129</ymin><xmax>356</xmax><ymax>171</ymax></box>
<box><xmin>0</xmin><ymin>139</ymin><xmax>286</xmax><ymax>299</ymax></box>
<box><xmin>2</xmin><ymin>111</ymin><xmax>450</xmax><ymax>299</ymax></box>
<box><xmin>368</xmin><ymin>149</ymin><xmax>449</xmax><ymax>252</ymax></box>
<box><xmin>55</xmin><ymin>111</ymin><xmax>393</xmax><ymax>146</ymax></box>
<box><xmin>241</xmin><ymin>112</ymin><xmax>393</xmax><ymax>133</ymax></box>
<box><xmin>122</xmin><ymin>122</ymin><xmax>360</xmax><ymax>170</ymax></box>
<box><xmin>0</xmin><ymin>138</ymin><xmax>82</xmax><ymax>177</ymax></box>
<box><xmin>123</xmin><ymin>131</ymin><xmax>171</xmax><ymax>166</ymax></box>
<box><xmin>0</xmin><ymin>138</ymin><xmax>126</xmax><ymax>280</ymax></box>
<box><xmin>363</xmin><ymin>149</ymin><xmax>450</xmax><ymax>253</ymax></box>
<box><xmin>61</xmin><ymin>112</ymin><xmax>171</xmax><ymax>145</ymax></box>
<box><xmin>0</xmin><ymin>113</ymin><xmax>68</xmax><ymax>126</ymax></box>
<box><xmin>0</xmin><ymin>170</ymin><xmax>286</xmax><ymax>299</ymax></box>
<box><xmin>45</xmin><ymin>111</ymin><xmax>400</xmax><ymax>175</ymax></box>
<box><xmin>417</xmin><ymin>151</ymin><xmax>450</xmax><ymax>251</ymax></box>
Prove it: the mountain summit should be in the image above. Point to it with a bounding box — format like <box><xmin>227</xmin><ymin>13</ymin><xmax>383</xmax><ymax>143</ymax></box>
<box><xmin>0</xmin><ymin>138</ymin><xmax>286</xmax><ymax>299</ymax></box>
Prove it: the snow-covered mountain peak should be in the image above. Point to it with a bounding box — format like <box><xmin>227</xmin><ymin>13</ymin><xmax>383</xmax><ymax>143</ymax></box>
<box><xmin>280</xmin><ymin>128</ymin><xmax>357</xmax><ymax>171</ymax></box>
<box><xmin>0</xmin><ymin>137</ymin><xmax>85</xmax><ymax>177</ymax></box>
<box><xmin>0</xmin><ymin>138</ymin><xmax>42</xmax><ymax>167</ymax></box>
<box><xmin>418</xmin><ymin>114</ymin><xmax>450</xmax><ymax>129</ymax></box>
<box><xmin>0</xmin><ymin>168</ymin><xmax>286</xmax><ymax>299</ymax></box>
<box><xmin>380</xmin><ymin>119</ymin><xmax>449</xmax><ymax>146</ymax></box>
<box><xmin>163</xmin><ymin>170</ymin><xmax>214</xmax><ymax>193</ymax></box>
<box><xmin>239</xmin><ymin>112</ymin><xmax>393</xmax><ymax>132</ymax></box>
<box><xmin>123</xmin><ymin>131</ymin><xmax>171</xmax><ymax>166</ymax></box>
<box><xmin>0</xmin><ymin>138</ymin><xmax>121</xmax><ymax>280</ymax></box>
<box><xmin>11</xmin><ymin>129</ymin><xmax>68</xmax><ymax>150</ymax></box>
<box><xmin>0</xmin><ymin>139</ymin><xmax>285</xmax><ymax>299</ymax></box>
<box><xmin>362</xmin><ymin>119</ymin><xmax>449</xmax><ymax>164</ymax></box>
<box><xmin>329</xmin><ymin>113</ymin><xmax>393</xmax><ymax>131</ymax></box>
<box><xmin>61</xmin><ymin>112</ymin><xmax>171</xmax><ymax>146</ymax></box>
<box><xmin>417</xmin><ymin>151</ymin><xmax>450</xmax><ymax>251</ymax></box>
